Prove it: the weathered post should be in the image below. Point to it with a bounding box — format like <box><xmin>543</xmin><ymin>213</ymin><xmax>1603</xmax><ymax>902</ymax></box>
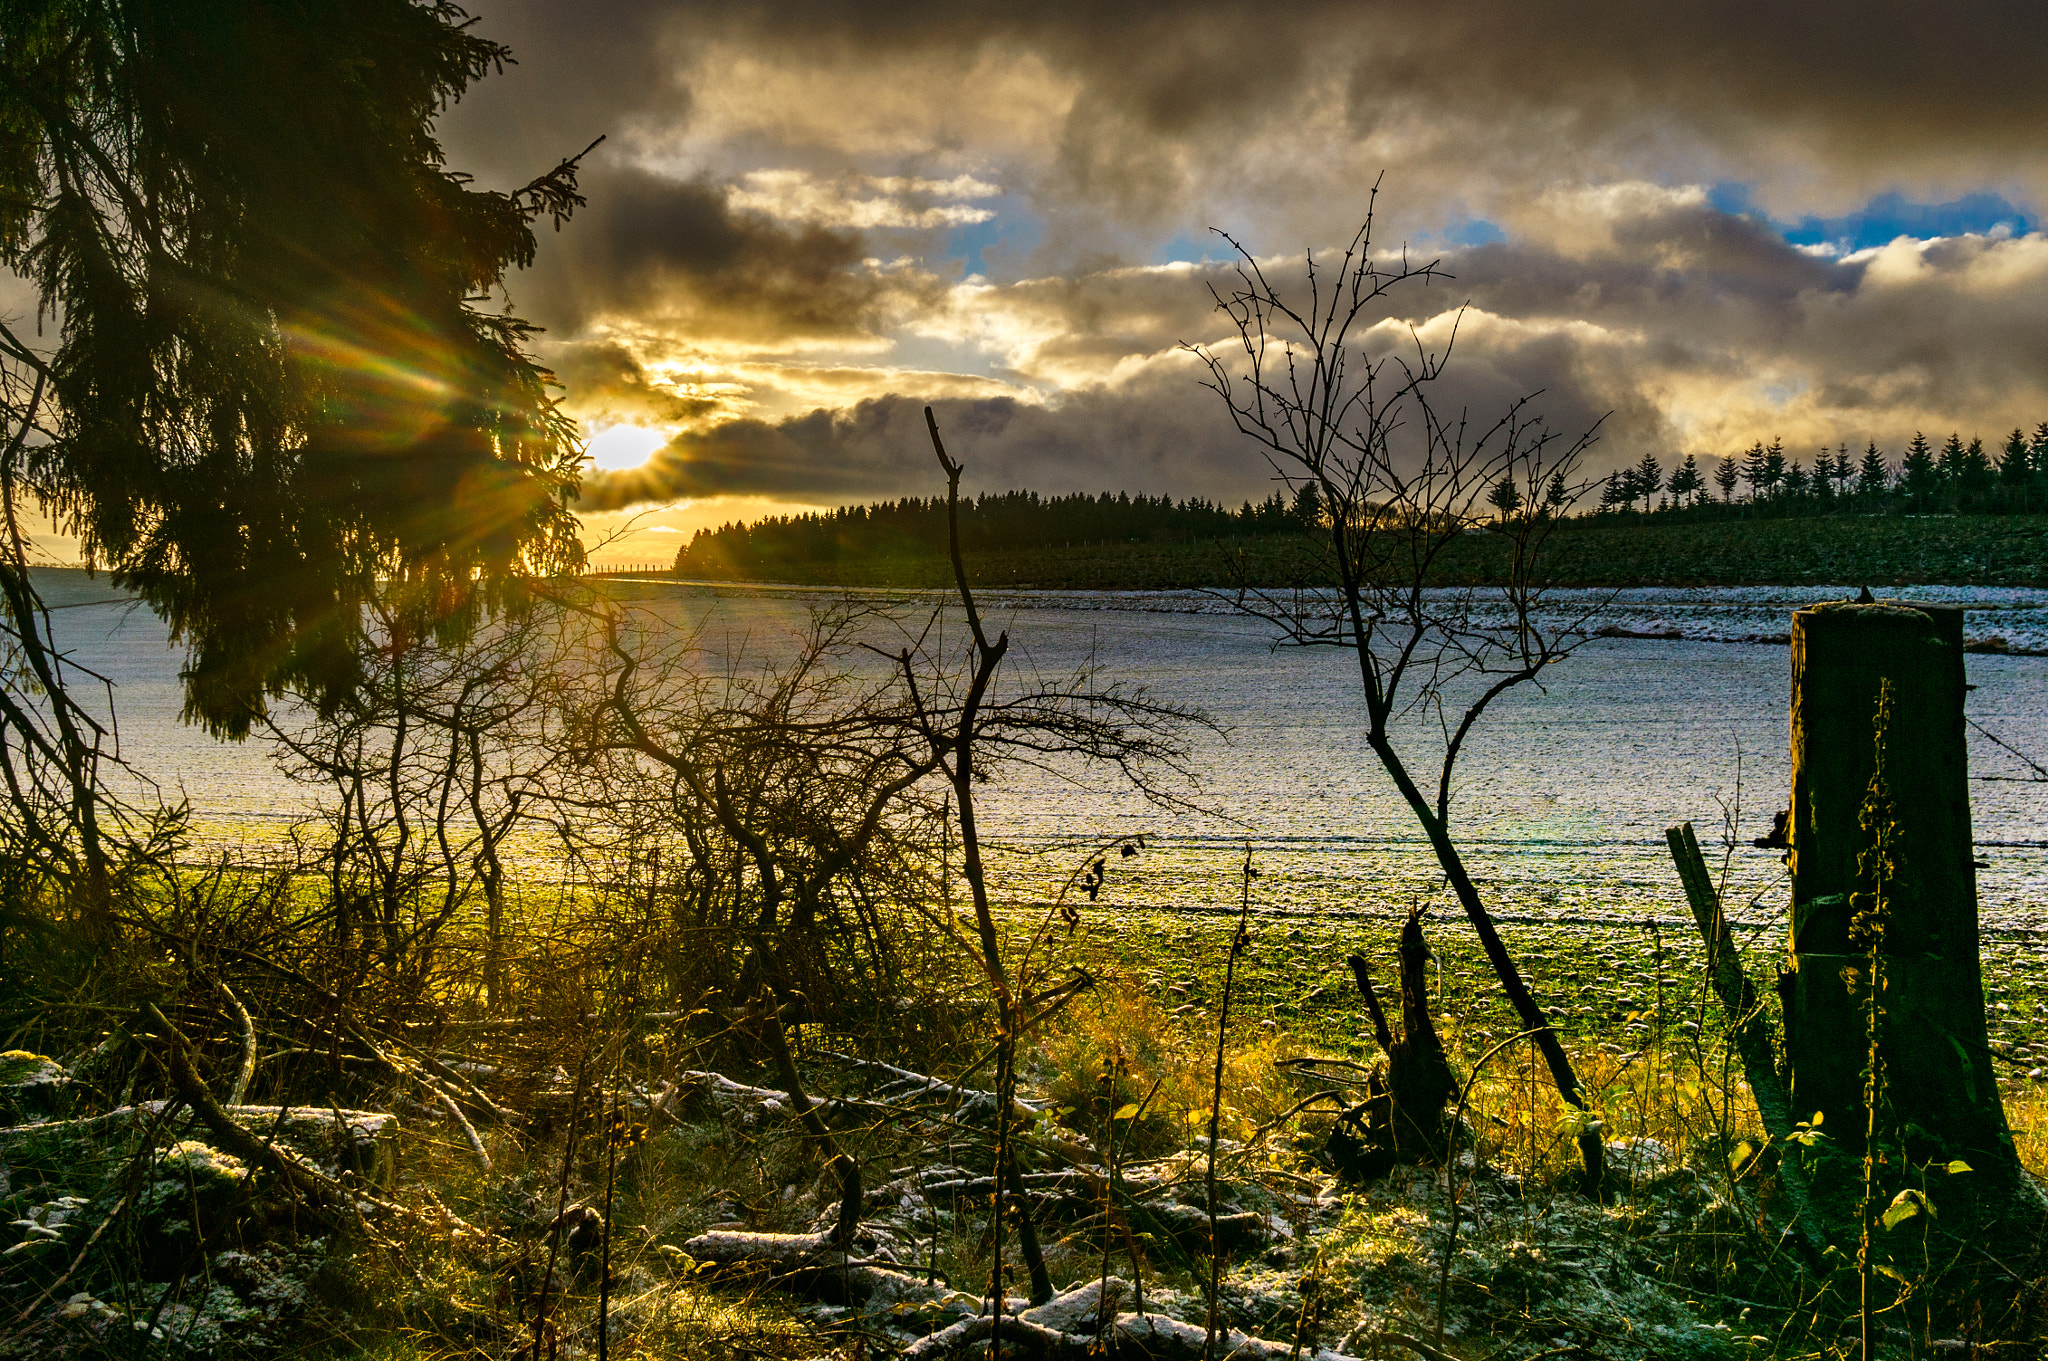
<box><xmin>1782</xmin><ymin>601</ymin><xmax>2019</xmax><ymax>1185</ymax></box>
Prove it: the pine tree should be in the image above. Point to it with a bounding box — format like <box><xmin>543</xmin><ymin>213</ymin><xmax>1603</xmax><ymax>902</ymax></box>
<box><xmin>2001</xmin><ymin>428</ymin><xmax>2032</xmax><ymax>512</ymax></box>
<box><xmin>1901</xmin><ymin>432</ymin><xmax>1940</xmax><ymax>506</ymax></box>
<box><xmin>1599</xmin><ymin>472</ymin><xmax>1623</xmax><ymax>513</ymax></box>
<box><xmin>1939</xmin><ymin>432</ymin><xmax>1967</xmax><ymax>485</ymax></box>
<box><xmin>2001</xmin><ymin>429</ymin><xmax>2032</xmax><ymax>485</ymax></box>
<box><xmin>1</xmin><ymin>0</ymin><xmax>595</xmax><ymax>734</ymax></box>
<box><xmin>1760</xmin><ymin>438</ymin><xmax>1787</xmax><ymax>497</ymax></box>
<box><xmin>1290</xmin><ymin>481</ymin><xmax>1325</xmax><ymax>530</ymax></box>
<box><xmin>1669</xmin><ymin>453</ymin><xmax>1704</xmax><ymax>505</ymax></box>
<box><xmin>1487</xmin><ymin>472</ymin><xmax>1523</xmax><ymax>520</ymax></box>
<box><xmin>1858</xmin><ymin>442</ymin><xmax>1890</xmax><ymax>498</ymax></box>
<box><xmin>1715</xmin><ymin>456</ymin><xmax>1739</xmax><ymax>501</ymax></box>
<box><xmin>1812</xmin><ymin>448</ymin><xmax>1835</xmax><ymax>500</ymax></box>
<box><xmin>1960</xmin><ymin>436</ymin><xmax>1994</xmax><ymax>501</ymax></box>
<box><xmin>1783</xmin><ymin>460</ymin><xmax>1810</xmax><ymax>498</ymax></box>
<box><xmin>1741</xmin><ymin>441</ymin><xmax>1769</xmax><ymax>499</ymax></box>
<box><xmin>1633</xmin><ymin>452</ymin><xmax>1663</xmax><ymax>508</ymax></box>
<box><xmin>1544</xmin><ymin>469</ymin><xmax>1569</xmax><ymax>512</ymax></box>
<box><xmin>2033</xmin><ymin>422</ymin><xmax>2048</xmax><ymax>479</ymax></box>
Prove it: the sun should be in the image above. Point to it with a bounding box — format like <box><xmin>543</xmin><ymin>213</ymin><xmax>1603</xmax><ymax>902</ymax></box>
<box><xmin>583</xmin><ymin>423</ymin><xmax>671</xmax><ymax>471</ymax></box>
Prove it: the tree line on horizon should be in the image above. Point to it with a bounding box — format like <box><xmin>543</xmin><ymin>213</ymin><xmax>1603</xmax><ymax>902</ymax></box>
<box><xmin>672</xmin><ymin>484</ymin><xmax>1327</xmax><ymax>574</ymax></box>
<box><xmin>1592</xmin><ymin>423</ymin><xmax>2048</xmax><ymax>518</ymax></box>
<box><xmin>674</xmin><ymin>423</ymin><xmax>2048</xmax><ymax>575</ymax></box>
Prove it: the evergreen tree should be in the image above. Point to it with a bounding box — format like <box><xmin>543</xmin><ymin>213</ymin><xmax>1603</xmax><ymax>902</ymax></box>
<box><xmin>1544</xmin><ymin>468</ymin><xmax>1569</xmax><ymax>512</ymax></box>
<box><xmin>1669</xmin><ymin>453</ymin><xmax>1704</xmax><ymax>505</ymax></box>
<box><xmin>1714</xmin><ymin>456</ymin><xmax>1739</xmax><ymax>501</ymax></box>
<box><xmin>1290</xmin><ymin>481</ymin><xmax>1325</xmax><ymax>530</ymax></box>
<box><xmin>1938</xmin><ymin>432</ymin><xmax>1968</xmax><ymax>485</ymax></box>
<box><xmin>1901</xmin><ymin>432</ymin><xmax>1940</xmax><ymax>505</ymax></box>
<box><xmin>1858</xmin><ymin>442</ymin><xmax>1890</xmax><ymax>497</ymax></box>
<box><xmin>1760</xmin><ymin>438</ymin><xmax>1787</xmax><ymax>497</ymax></box>
<box><xmin>1783</xmin><ymin>460</ymin><xmax>1810</xmax><ymax>498</ymax></box>
<box><xmin>1487</xmin><ymin>472</ymin><xmax>1523</xmax><ymax>520</ymax></box>
<box><xmin>0</xmin><ymin>0</ymin><xmax>594</xmax><ymax>734</ymax></box>
<box><xmin>2033</xmin><ymin>422</ymin><xmax>2048</xmax><ymax>480</ymax></box>
<box><xmin>1599</xmin><ymin>471</ymin><xmax>1623</xmax><ymax>513</ymax></box>
<box><xmin>1632</xmin><ymin>452</ymin><xmax>1663</xmax><ymax>509</ymax></box>
<box><xmin>2001</xmin><ymin>428</ymin><xmax>2032</xmax><ymax>512</ymax></box>
<box><xmin>1960</xmin><ymin>436</ymin><xmax>1994</xmax><ymax>501</ymax></box>
<box><xmin>1741</xmin><ymin>441</ymin><xmax>1769</xmax><ymax>499</ymax></box>
<box><xmin>2001</xmin><ymin>429</ymin><xmax>2032</xmax><ymax>485</ymax></box>
<box><xmin>1812</xmin><ymin>448</ymin><xmax>1835</xmax><ymax>500</ymax></box>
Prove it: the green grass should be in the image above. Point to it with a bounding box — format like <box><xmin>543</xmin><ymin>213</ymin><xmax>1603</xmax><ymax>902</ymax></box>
<box><xmin>672</xmin><ymin>513</ymin><xmax>2048</xmax><ymax>591</ymax></box>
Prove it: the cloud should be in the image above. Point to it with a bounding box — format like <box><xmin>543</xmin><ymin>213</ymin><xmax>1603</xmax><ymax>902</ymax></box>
<box><xmin>514</xmin><ymin>163</ymin><xmax>921</xmax><ymax>343</ymax></box>
<box><xmin>727</xmin><ymin>170</ymin><xmax>1001</xmax><ymax>229</ymax></box>
<box><xmin>423</xmin><ymin>4</ymin><xmax>2048</xmax><ymax>522</ymax></box>
<box><xmin>573</xmin><ymin>189</ymin><xmax>2048</xmax><ymax>511</ymax></box>
<box><xmin>443</xmin><ymin>0</ymin><xmax>2048</xmax><ymax>255</ymax></box>
<box><xmin>548</xmin><ymin>341</ymin><xmax>724</xmax><ymax>425</ymax></box>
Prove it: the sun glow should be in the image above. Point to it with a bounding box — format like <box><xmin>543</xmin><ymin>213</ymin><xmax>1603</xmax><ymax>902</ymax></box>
<box><xmin>584</xmin><ymin>423</ymin><xmax>672</xmax><ymax>472</ymax></box>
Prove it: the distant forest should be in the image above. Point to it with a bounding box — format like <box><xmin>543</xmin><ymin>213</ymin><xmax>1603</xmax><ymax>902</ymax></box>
<box><xmin>1595</xmin><ymin>425</ymin><xmax>2048</xmax><ymax>516</ymax></box>
<box><xmin>672</xmin><ymin>424</ymin><xmax>2048</xmax><ymax>576</ymax></box>
<box><xmin>672</xmin><ymin>485</ymin><xmax>1326</xmax><ymax>575</ymax></box>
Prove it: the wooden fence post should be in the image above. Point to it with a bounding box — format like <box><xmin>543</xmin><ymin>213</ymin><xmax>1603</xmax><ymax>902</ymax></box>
<box><xmin>1783</xmin><ymin>600</ymin><xmax>2018</xmax><ymax>1180</ymax></box>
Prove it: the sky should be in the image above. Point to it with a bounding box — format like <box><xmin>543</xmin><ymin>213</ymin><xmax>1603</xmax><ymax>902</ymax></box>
<box><xmin>424</xmin><ymin>0</ymin><xmax>2048</xmax><ymax>564</ymax></box>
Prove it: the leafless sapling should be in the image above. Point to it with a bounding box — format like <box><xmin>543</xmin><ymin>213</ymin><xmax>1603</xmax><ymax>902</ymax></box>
<box><xmin>1186</xmin><ymin>183</ymin><xmax>1612</xmax><ymax>1191</ymax></box>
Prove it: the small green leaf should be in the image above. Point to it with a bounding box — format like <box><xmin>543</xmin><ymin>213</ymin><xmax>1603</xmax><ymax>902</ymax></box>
<box><xmin>1727</xmin><ymin>1140</ymin><xmax>1756</xmax><ymax>1172</ymax></box>
<box><xmin>1874</xmin><ymin>1264</ymin><xmax>1911</xmax><ymax>1284</ymax></box>
<box><xmin>1944</xmin><ymin>1159</ymin><xmax>1972</xmax><ymax>1175</ymax></box>
<box><xmin>1881</xmin><ymin>1189</ymin><xmax>1928</xmax><ymax>1231</ymax></box>
<box><xmin>1111</xmin><ymin>1102</ymin><xmax>1142</xmax><ymax>1121</ymax></box>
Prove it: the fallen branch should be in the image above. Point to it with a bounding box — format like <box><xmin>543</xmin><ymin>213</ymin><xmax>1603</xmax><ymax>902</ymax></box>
<box><xmin>216</xmin><ymin>978</ymin><xmax>256</xmax><ymax>1107</ymax></box>
<box><xmin>681</xmin><ymin>1228</ymin><xmax>924</xmax><ymax>1306</ymax></box>
<box><xmin>431</xmin><ymin>1084</ymin><xmax>493</xmax><ymax>1171</ymax></box>
<box><xmin>145</xmin><ymin>1004</ymin><xmax>399</xmax><ymax>1225</ymax></box>
<box><xmin>813</xmin><ymin>1049</ymin><xmax>1043</xmax><ymax>1115</ymax></box>
<box><xmin>902</xmin><ymin>1279</ymin><xmax>1367</xmax><ymax>1360</ymax></box>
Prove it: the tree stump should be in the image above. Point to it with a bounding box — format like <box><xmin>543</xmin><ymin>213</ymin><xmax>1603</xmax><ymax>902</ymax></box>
<box><xmin>1782</xmin><ymin>601</ymin><xmax>2024</xmax><ymax>1195</ymax></box>
<box><xmin>1327</xmin><ymin>909</ymin><xmax>1457</xmax><ymax>1179</ymax></box>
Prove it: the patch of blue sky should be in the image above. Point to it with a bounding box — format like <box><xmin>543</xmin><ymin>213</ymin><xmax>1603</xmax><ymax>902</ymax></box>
<box><xmin>1711</xmin><ymin>180</ymin><xmax>2034</xmax><ymax>250</ymax></box>
<box><xmin>1145</xmin><ymin>215</ymin><xmax>1498</xmax><ymax>267</ymax></box>
<box><xmin>945</xmin><ymin>203</ymin><xmax>1040</xmax><ymax>280</ymax></box>
<box><xmin>1758</xmin><ymin>377</ymin><xmax>1810</xmax><ymax>409</ymax></box>
<box><xmin>1151</xmin><ymin>233</ymin><xmax>1220</xmax><ymax>265</ymax></box>
<box><xmin>1440</xmin><ymin>216</ymin><xmax>1506</xmax><ymax>248</ymax></box>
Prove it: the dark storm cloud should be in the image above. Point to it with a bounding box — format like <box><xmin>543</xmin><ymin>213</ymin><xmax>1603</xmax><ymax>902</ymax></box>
<box><xmin>438</xmin><ymin>1</ymin><xmax>693</xmax><ymax>189</ymax></box>
<box><xmin>444</xmin><ymin>0</ymin><xmax>2048</xmax><ymax>236</ymax></box>
<box><xmin>515</xmin><ymin>164</ymin><xmax>897</xmax><ymax>341</ymax></box>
